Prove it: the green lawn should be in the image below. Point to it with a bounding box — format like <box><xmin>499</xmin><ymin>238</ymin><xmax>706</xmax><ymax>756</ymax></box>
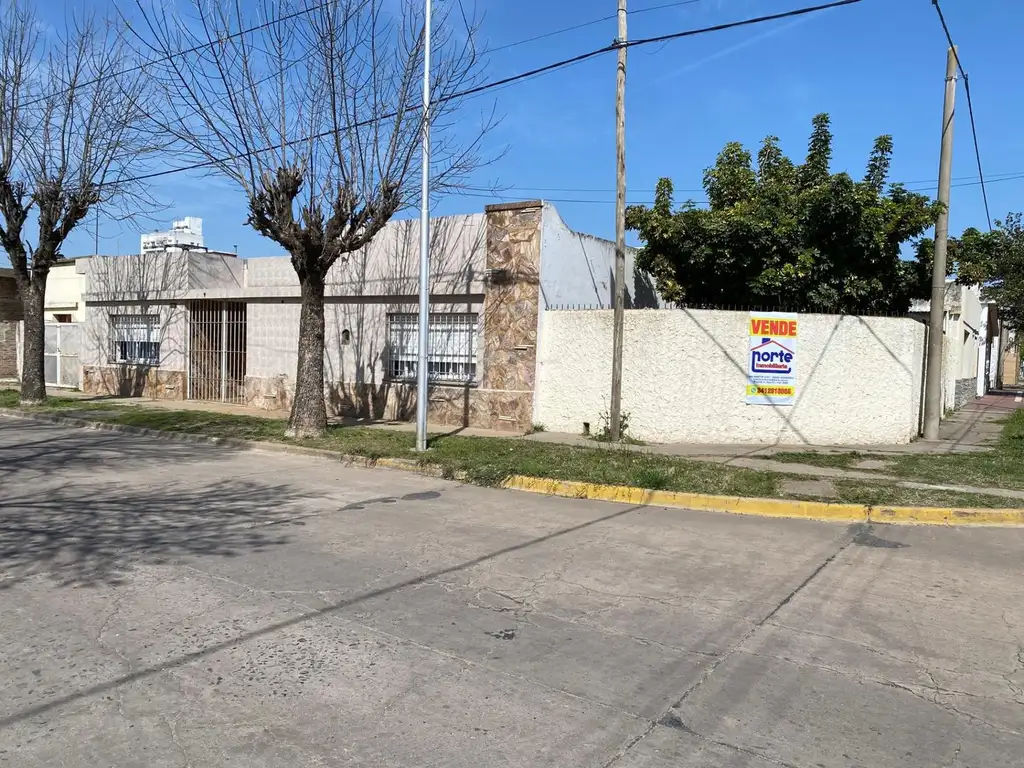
<box><xmin>829</xmin><ymin>480</ymin><xmax>1019</xmax><ymax>509</ymax></box>
<box><xmin>770</xmin><ymin>451</ymin><xmax>868</xmax><ymax>470</ymax></box>
<box><xmin>3</xmin><ymin>389</ymin><xmax>1020</xmax><ymax>508</ymax></box>
<box><xmin>775</xmin><ymin>409</ymin><xmax>1024</xmax><ymax>491</ymax></box>
<box><xmin>0</xmin><ymin>390</ymin><xmax>780</xmax><ymax>497</ymax></box>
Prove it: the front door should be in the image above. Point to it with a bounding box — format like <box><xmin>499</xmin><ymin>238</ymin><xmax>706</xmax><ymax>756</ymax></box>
<box><xmin>187</xmin><ymin>301</ymin><xmax>247</xmax><ymax>403</ymax></box>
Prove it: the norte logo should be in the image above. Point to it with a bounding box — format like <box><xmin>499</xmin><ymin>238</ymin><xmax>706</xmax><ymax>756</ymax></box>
<box><xmin>750</xmin><ymin>338</ymin><xmax>794</xmax><ymax>374</ymax></box>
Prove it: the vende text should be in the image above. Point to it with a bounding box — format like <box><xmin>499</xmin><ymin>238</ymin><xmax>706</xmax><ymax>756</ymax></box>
<box><xmin>750</xmin><ymin>319</ymin><xmax>798</xmax><ymax>338</ymax></box>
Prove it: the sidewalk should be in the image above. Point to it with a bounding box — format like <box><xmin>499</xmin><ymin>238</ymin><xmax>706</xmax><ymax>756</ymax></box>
<box><xmin>44</xmin><ymin>388</ymin><xmax>511</xmax><ymax>439</ymax></box>
<box><xmin>14</xmin><ymin>387</ymin><xmax>1024</xmax><ymax>507</ymax></box>
<box><xmin>528</xmin><ymin>391</ymin><xmax>1020</xmax><ymax>458</ymax></box>
<box><xmin>47</xmin><ymin>386</ymin><xmax>1020</xmax><ymax>457</ymax></box>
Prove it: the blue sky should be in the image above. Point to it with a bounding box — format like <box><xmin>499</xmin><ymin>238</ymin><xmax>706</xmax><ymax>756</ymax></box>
<box><xmin>17</xmin><ymin>0</ymin><xmax>1023</xmax><ymax>261</ymax></box>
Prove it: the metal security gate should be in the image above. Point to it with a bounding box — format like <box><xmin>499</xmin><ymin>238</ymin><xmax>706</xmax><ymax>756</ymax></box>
<box><xmin>44</xmin><ymin>323</ymin><xmax>81</xmax><ymax>388</ymax></box>
<box><xmin>187</xmin><ymin>301</ymin><xmax>247</xmax><ymax>404</ymax></box>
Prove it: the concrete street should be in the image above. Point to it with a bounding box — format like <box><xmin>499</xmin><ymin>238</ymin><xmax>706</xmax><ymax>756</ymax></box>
<box><xmin>1</xmin><ymin>417</ymin><xmax>1023</xmax><ymax>767</ymax></box>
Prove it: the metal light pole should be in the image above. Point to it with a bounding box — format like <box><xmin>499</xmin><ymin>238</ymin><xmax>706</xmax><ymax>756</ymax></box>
<box><xmin>415</xmin><ymin>0</ymin><xmax>432</xmax><ymax>453</ymax></box>
<box><xmin>609</xmin><ymin>0</ymin><xmax>628</xmax><ymax>440</ymax></box>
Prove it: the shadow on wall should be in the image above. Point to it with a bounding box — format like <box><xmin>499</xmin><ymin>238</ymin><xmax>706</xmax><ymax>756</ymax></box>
<box><xmin>324</xmin><ymin>215</ymin><xmax>484</xmax><ymax>424</ymax></box>
<box><xmin>84</xmin><ymin>252</ymin><xmax>191</xmax><ymax>398</ymax></box>
<box><xmin>539</xmin><ymin>308</ymin><xmax>924</xmax><ymax>445</ymax></box>
<box><xmin>633</xmin><ymin>269</ymin><xmax>660</xmax><ymax>310</ymax></box>
<box><xmin>681</xmin><ymin>309</ymin><xmax>915</xmax><ymax>445</ymax></box>
<box><xmin>0</xmin><ymin>419</ymin><xmax>310</xmax><ymax>588</ymax></box>
<box><xmin>105</xmin><ymin>363</ymin><xmax>155</xmax><ymax>398</ymax></box>
<box><xmin>588</xmin><ymin>264</ymin><xmax>660</xmax><ymax>311</ymax></box>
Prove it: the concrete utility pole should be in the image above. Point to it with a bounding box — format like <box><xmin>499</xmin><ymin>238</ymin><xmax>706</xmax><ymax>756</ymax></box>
<box><xmin>415</xmin><ymin>0</ymin><xmax>432</xmax><ymax>453</ymax></box>
<box><xmin>923</xmin><ymin>46</ymin><xmax>958</xmax><ymax>441</ymax></box>
<box><xmin>609</xmin><ymin>0</ymin><xmax>627</xmax><ymax>440</ymax></box>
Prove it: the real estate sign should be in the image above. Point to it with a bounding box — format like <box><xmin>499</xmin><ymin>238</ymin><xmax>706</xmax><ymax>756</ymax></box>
<box><xmin>746</xmin><ymin>312</ymin><xmax>798</xmax><ymax>406</ymax></box>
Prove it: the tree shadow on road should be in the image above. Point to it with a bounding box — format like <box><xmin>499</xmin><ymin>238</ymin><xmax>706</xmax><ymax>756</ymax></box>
<box><xmin>0</xmin><ymin>419</ymin><xmax>312</xmax><ymax>589</ymax></box>
<box><xmin>0</xmin><ymin>493</ymin><xmax>649</xmax><ymax>729</ymax></box>
<box><xmin>0</xmin><ymin>417</ymin><xmax>235</xmax><ymax>483</ymax></box>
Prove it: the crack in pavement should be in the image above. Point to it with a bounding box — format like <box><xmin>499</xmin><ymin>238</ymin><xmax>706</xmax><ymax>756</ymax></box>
<box><xmin>659</xmin><ymin>713</ymin><xmax>803</xmax><ymax>768</ymax></box>
<box><xmin>461</xmin><ymin>584</ymin><xmax>722</xmax><ymax>659</ymax></box>
<box><xmin>879</xmin><ymin>679</ymin><xmax>1022</xmax><ymax>737</ymax></box>
<box><xmin>161</xmin><ymin>714</ymin><xmax>193</xmax><ymax>768</ymax></box>
<box><xmin>94</xmin><ymin>589</ymin><xmax>137</xmax><ymax>720</ymax></box>
<box><xmin>599</xmin><ymin>525</ymin><xmax>864</xmax><ymax>768</ymax></box>
<box><xmin>946</xmin><ymin>740</ymin><xmax>963</xmax><ymax>768</ymax></box>
<box><xmin>0</xmin><ymin>500</ymin><xmax>652</xmax><ymax>730</ymax></box>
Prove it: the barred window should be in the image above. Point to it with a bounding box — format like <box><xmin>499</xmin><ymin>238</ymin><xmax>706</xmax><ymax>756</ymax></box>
<box><xmin>110</xmin><ymin>315</ymin><xmax>160</xmax><ymax>365</ymax></box>
<box><xmin>387</xmin><ymin>313</ymin><xmax>478</xmax><ymax>384</ymax></box>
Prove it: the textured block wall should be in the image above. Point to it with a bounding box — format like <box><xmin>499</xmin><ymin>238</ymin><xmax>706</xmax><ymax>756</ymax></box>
<box><xmin>536</xmin><ymin>309</ymin><xmax>928</xmax><ymax>446</ymax></box>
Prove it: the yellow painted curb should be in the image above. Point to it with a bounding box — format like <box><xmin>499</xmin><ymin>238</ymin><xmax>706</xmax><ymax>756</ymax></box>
<box><xmin>501</xmin><ymin>476</ymin><xmax>1024</xmax><ymax>527</ymax></box>
<box><xmin>7</xmin><ymin>407</ymin><xmax>1023</xmax><ymax>527</ymax></box>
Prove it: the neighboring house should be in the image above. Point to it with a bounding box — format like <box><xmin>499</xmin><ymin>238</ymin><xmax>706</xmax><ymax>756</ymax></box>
<box><xmin>6</xmin><ymin>217</ymin><xmax>248</xmax><ymax>390</ymax></box>
<box><xmin>44</xmin><ymin>259</ymin><xmax>88</xmax><ymax>323</ymax></box>
<box><xmin>3</xmin><ymin>259</ymin><xmax>90</xmax><ymax>389</ymax></box>
<box><xmin>999</xmin><ymin>328</ymin><xmax>1021</xmax><ymax>388</ymax></box>
<box><xmin>79</xmin><ymin>201</ymin><xmax>654</xmax><ymax>432</ymax></box>
<box><xmin>909</xmin><ymin>280</ymin><xmax>995</xmax><ymax>410</ymax></box>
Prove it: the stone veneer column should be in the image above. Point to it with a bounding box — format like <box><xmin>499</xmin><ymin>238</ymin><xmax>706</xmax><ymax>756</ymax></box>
<box><xmin>0</xmin><ymin>322</ymin><xmax>18</xmax><ymax>378</ymax></box>
<box><xmin>479</xmin><ymin>201</ymin><xmax>543</xmax><ymax>432</ymax></box>
<box><xmin>0</xmin><ymin>277</ymin><xmax>23</xmax><ymax>380</ymax></box>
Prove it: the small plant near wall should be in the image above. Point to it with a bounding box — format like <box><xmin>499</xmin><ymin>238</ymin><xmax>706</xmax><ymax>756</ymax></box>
<box><xmin>595</xmin><ymin>406</ymin><xmax>642</xmax><ymax>444</ymax></box>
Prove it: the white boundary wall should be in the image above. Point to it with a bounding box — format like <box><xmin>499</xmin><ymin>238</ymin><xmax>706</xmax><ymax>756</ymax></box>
<box><xmin>535</xmin><ymin>309</ymin><xmax>926</xmax><ymax>445</ymax></box>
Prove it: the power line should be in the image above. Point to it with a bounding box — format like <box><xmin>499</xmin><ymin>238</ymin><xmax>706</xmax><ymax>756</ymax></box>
<box><xmin>29</xmin><ymin>0</ymin><xmax>705</xmax><ymax>109</ymax></box>
<box><xmin>498</xmin><ymin>168</ymin><xmax>1024</xmax><ymax>196</ymax></box>
<box><xmin>491</xmin><ymin>170</ymin><xmax>1024</xmax><ymax>204</ymax></box>
<box><xmin>120</xmin><ymin>44</ymin><xmax>616</xmax><ymax>186</ymax></box>
<box><xmin>456</xmin><ymin>190</ymin><xmax>710</xmax><ymax>206</ymax></box>
<box><xmin>23</xmin><ymin>0</ymin><xmax>338</xmax><ymax>109</ymax></box>
<box><xmin>961</xmin><ymin>79</ymin><xmax>992</xmax><ymax>229</ymax></box>
<box><xmin>624</xmin><ymin>0</ymin><xmax>862</xmax><ymax>49</ymax></box>
<box><xmin>105</xmin><ymin>0</ymin><xmax>865</xmax><ymax>190</ymax></box>
<box><xmin>930</xmin><ymin>0</ymin><xmax>992</xmax><ymax>230</ymax></box>
<box><xmin>487</xmin><ymin>0</ymin><xmax>705</xmax><ymax>54</ymax></box>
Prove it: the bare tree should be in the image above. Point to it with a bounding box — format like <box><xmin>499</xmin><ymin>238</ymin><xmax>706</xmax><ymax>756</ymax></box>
<box><xmin>132</xmin><ymin>0</ymin><xmax>494</xmax><ymax>437</ymax></box>
<box><xmin>0</xmin><ymin>2</ymin><xmax>157</xmax><ymax>404</ymax></box>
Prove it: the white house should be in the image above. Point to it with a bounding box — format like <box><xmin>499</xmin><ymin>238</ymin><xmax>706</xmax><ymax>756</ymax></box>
<box><xmin>909</xmin><ymin>280</ymin><xmax>997</xmax><ymax>410</ymax></box>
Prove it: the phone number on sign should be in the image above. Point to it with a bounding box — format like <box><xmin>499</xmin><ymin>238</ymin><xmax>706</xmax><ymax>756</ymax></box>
<box><xmin>751</xmin><ymin>386</ymin><xmax>794</xmax><ymax>396</ymax></box>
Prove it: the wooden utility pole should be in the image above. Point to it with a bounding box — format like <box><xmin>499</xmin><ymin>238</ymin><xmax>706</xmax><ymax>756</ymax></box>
<box><xmin>923</xmin><ymin>46</ymin><xmax>958</xmax><ymax>440</ymax></box>
<box><xmin>609</xmin><ymin>0</ymin><xmax>627</xmax><ymax>440</ymax></box>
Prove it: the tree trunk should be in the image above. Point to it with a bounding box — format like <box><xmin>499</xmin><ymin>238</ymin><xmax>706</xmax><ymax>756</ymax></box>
<box><xmin>19</xmin><ymin>279</ymin><xmax>47</xmax><ymax>405</ymax></box>
<box><xmin>287</xmin><ymin>272</ymin><xmax>328</xmax><ymax>438</ymax></box>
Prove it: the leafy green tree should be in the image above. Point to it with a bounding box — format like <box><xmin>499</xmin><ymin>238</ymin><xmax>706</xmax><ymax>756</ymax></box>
<box><xmin>912</xmin><ymin>226</ymin><xmax>993</xmax><ymax>290</ymax></box>
<box><xmin>949</xmin><ymin>215</ymin><xmax>1024</xmax><ymax>331</ymax></box>
<box><xmin>626</xmin><ymin>114</ymin><xmax>942</xmax><ymax>313</ymax></box>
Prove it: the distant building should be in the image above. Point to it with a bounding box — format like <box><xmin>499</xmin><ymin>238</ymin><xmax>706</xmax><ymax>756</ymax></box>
<box><xmin>141</xmin><ymin>217</ymin><xmax>204</xmax><ymax>254</ymax></box>
<box><xmin>910</xmin><ymin>281</ymin><xmax>1000</xmax><ymax>408</ymax></box>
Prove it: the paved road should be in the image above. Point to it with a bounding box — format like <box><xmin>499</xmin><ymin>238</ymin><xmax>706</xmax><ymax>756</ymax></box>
<box><xmin>1</xmin><ymin>417</ymin><xmax>1023</xmax><ymax>767</ymax></box>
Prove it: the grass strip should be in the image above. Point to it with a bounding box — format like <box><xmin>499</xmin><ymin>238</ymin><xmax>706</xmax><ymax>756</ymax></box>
<box><xmin>5</xmin><ymin>390</ymin><xmax>1021</xmax><ymax>509</ymax></box>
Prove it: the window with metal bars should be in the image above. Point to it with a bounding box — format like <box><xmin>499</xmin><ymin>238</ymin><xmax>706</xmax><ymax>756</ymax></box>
<box><xmin>387</xmin><ymin>313</ymin><xmax>478</xmax><ymax>384</ymax></box>
<box><xmin>109</xmin><ymin>314</ymin><xmax>160</xmax><ymax>365</ymax></box>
